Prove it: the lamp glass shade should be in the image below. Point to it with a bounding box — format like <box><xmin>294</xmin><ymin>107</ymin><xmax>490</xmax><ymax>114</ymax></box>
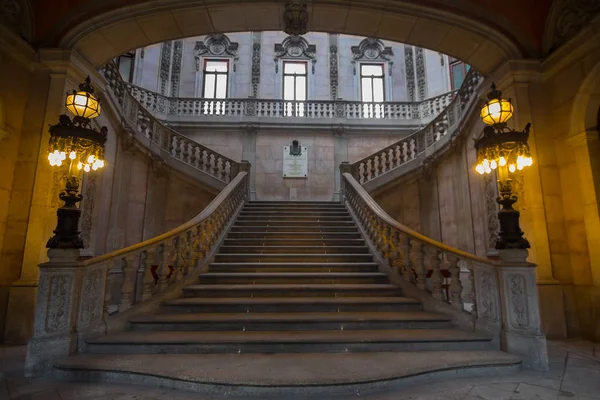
<box><xmin>480</xmin><ymin>98</ymin><xmax>513</xmax><ymax>126</ymax></box>
<box><xmin>66</xmin><ymin>91</ymin><xmax>101</xmax><ymax>119</ymax></box>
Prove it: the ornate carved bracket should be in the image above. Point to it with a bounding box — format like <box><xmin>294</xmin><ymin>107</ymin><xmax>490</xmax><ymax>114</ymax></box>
<box><xmin>194</xmin><ymin>34</ymin><xmax>240</xmax><ymax>72</ymax></box>
<box><xmin>351</xmin><ymin>38</ymin><xmax>393</xmax><ymax>76</ymax></box>
<box><xmin>283</xmin><ymin>0</ymin><xmax>308</xmax><ymax>36</ymax></box>
<box><xmin>274</xmin><ymin>35</ymin><xmax>316</xmax><ymax>74</ymax></box>
<box><xmin>251</xmin><ymin>33</ymin><xmax>261</xmax><ymax>97</ymax></box>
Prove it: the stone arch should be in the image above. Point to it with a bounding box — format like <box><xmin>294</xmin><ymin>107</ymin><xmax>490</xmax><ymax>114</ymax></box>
<box><xmin>571</xmin><ymin>61</ymin><xmax>600</xmax><ymax>135</ymax></box>
<box><xmin>58</xmin><ymin>0</ymin><xmax>523</xmax><ymax>75</ymax></box>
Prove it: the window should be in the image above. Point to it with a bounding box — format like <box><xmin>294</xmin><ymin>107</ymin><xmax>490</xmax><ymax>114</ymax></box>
<box><xmin>283</xmin><ymin>61</ymin><xmax>307</xmax><ymax>116</ymax></box>
<box><xmin>117</xmin><ymin>52</ymin><xmax>135</xmax><ymax>83</ymax></box>
<box><xmin>202</xmin><ymin>60</ymin><xmax>229</xmax><ymax>115</ymax></box>
<box><xmin>449</xmin><ymin>57</ymin><xmax>470</xmax><ymax>90</ymax></box>
<box><xmin>360</xmin><ymin>64</ymin><xmax>385</xmax><ymax>118</ymax></box>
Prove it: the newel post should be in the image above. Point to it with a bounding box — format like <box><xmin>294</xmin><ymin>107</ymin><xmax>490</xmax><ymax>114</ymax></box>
<box><xmin>25</xmin><ymin>249</ymin><xmax>83</xmax><ymax>376</ymax></box>
<box><xmin>239</xmin><ymin>160</ymin><xmax>252</xmax><ymax>198</ymax></box>
<box><xmin>339</xmin><ymin>162</ymin><xmax>352</xmax><ymax>202</ymax></box>
<box><xmin>495</xmin><ymin>249</ymin><xmax>548</xmax><ymax>371</ymax></box>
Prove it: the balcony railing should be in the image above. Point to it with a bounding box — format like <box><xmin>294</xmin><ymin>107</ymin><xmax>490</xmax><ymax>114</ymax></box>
<box><xmin>126</xmin><ymin>84</ymin><xmax>456</xmax><ymax>121</ymax></box>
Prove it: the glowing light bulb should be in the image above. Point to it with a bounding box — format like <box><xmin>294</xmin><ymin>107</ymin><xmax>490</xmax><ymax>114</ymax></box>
<box><xmin>490</xmin><ymin>160</ymin><xmax>497</xmax><ymax>170</ymax></box>
<box><xmin>509</xmin><ymin>164</ymin><xmax>516</xmax><ymax>173</ymax></box>
<box><xmin>87</xmin><ymin>155</ymin><xmax>95</xmax><ymax>164</ymax></box>
<box><xmin>476</xmin><ymin>164</ymin><xmax>485</xmax><ymax>174</ymax></box>
<box><xmin>97</xmin><ymin>160</ymin><xmax>105</xmax><ymax>168</ymax></box>
<box><xmin>92</xmin><ymin>164</ymin><xmax>98</xmax><ymax>171</ymax></box>
<box><xmin>499</xmin><ymin>156</ymin><xmax>507</xmax><ymax>166</ymax></box>
<box><xmin>59</xmin><ymin>152</ymin><xmax>66</xmax><ymax>160</ymax></box>
<box><xmin>69</xmin><ymin>151</ymin><xmax>76</xmax><ymax>160</ymax></box>
<box><xmin>483</xmin><ymin>159</ymin><xmax>490</xmax><ymax>169</ymax></box>
<box><xmin>77</xmin><ymin>162</ymin><xmax>83</xmax><ymax>170</ymax></box>
<box><xmin>84</xmin><ymin>164</ymin><xmax>91</xmax><ymax>172</ymax></box>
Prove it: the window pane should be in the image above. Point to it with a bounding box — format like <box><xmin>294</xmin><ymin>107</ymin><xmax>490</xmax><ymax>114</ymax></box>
<box><xmin>373</xmin><ymin>78</ymin><xmax>384</xmax><ymax>102</ymax></box>
<box><xmin>451</xmin><ymin>64</ymin><xmax>465</xmax><ymax>89</ymax></box>
<box><xmin>284</xmin><ymin>76</ymin><xmax>295</xmax><ymax>100</ymax></box>
<box><xmin>206</xmin><ymin>61</ymin><xmax>228</xmax><ymax>72</ymax></box>
<box><xmin>466</xmin><ymin>64</ymin><xmax>471</xmax><ymax>72</ymax></box>
<box><xmin>361</xmin><ymin>64</ymin><xmax>383</xmax><ymax>77</ymax></box>
<box><xmin>296</xmin><ymin>77</ymin><xmax>306</xmax><ymax>101</ymax></box>
<box><xmin>118</xmin><ymin>57</ymin><xmax>133</xmax><ymax>82</ymax></box>
<box><xmin>204</xmin><ymin>75</ymin><xmax>216</xmax><ymax>98</ymax></box>
<box><xmin>216</xmin><ymin>74</ymin><xmax>227</xmax><ymax>98</ymax></box>
<box><xmin>284</xmin><ymin>62</ymin><xmax>306</xmax><ymax>74</ymax></box>
<box><xmin>361</xmin><ymin>78</ymin><xmax>373</xmax><ymax>102</ymax></box>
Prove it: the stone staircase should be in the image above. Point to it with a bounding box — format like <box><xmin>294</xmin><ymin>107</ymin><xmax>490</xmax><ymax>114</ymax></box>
<box><xmin>84</xmin><ymin>201</ymin><xmax>495</xmax><ymax>354</ymax></box>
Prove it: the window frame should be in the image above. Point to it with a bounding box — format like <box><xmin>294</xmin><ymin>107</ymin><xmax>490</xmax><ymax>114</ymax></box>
<box><xmin>449</xmin><ymin>57</ymin><xmax>469</xmax><ymax>90</ymax></box>
<box><xmin>282</xmin><ymin>60</ymin><xmax>308</xmax><ymax>102</ymax></box>
<box><xmin>202</xmin><ymin>59</ymin><xmax>230</xmax><ymax>99</ymax></box>
<box><xmin>117</xmin><ymin>51</ymin><xmax>136</xmax><ymax>83</ymax></box>
<box><xmin>359</xmin><ymin>63</ymin><xmax>386</xmax><ymax>103</ymax></box>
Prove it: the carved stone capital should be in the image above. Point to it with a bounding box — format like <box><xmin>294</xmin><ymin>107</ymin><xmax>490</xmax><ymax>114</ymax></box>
<box><xmin>331</xmin><ymin>123</ymin><xmax>345</xmax><ymax>137</ymax></box>
<box><xmin>243</xmin><ymin>123</ymin><xmax>259</xmax><ymax>136</ymax></box>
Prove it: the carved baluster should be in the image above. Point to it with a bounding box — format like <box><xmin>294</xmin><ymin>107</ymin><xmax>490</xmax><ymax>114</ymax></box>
<box><xmin>224</xmin><ymin>161</ymin><xmax>232</xmax><ymax>182</ymax></box>
<box><xmin>170</xmin><ymin>237</ymin><xmax>183</xmax><ymax>284</ymax></box>
<box><xmin>427</xmin><ymin>248</ymin><xmax>444</xmax><ymax>301</ymax></box>
<box><xmin>382</xmin><ymin>226</ymin><xmax>393</xmax><ymax>268</ymax></box>
<box><xmin>119</xmin><ymin>254</ymin><xmax>138</xmax><ymax>311</ymax></box>
<box><xmin>389</xmin><ymin>230</ymin><xmax>401</xmax><ymax>276</ymax></box>
<box><xmin>386</xmin><ymin>148</ymin><xmax>393</xmax><ymax>172</ymax></box>
<box><xmin>219</xmin><ymin>158</ymin><xmax>226</xmax><ymax>181</ymax></box>
<box><xmin>140</xmin><ymin>249</ymin><xmax>156</xmax><ymax>301</ymax></box>
<box><xmin>156</xmin><ymin>243</ymin><xmax>171</xmax><ymax>292</ymax></box>
<box><xmin>447</xmin><ymin>254</ymin><xmax>464</xmax><ymax>310</ymax></box>
<box><xmin>189</xmin><ymin>144</ymin><xmax>198</xmax><ymax>168</ymax></box>
<box><xmin>202</xmin><ymin>150</ymin><xmax>210</xmax><ymax>172</ymax></box>
<box><xmin>378</xmin><ymin>152</ymin><xmax>385</xmax><ymax>176</ymax></box>
<box><xmin>410</xmin><ymin>241</ymin><xmax>426</xmax><ymax>291</ymax></box>
<box><xmin>399</xmin><ymin>234</ymin><xmax>412</xmax><ymax>282</ymax></box>
<box><xmin>210</xmin><ymin>153</ymin><xmax>218</xmax><ymax>177</ymax></box>
<box><xmin>466</xmin><ymin>260</ymin><xmax>478</xmax><ymax>319</ymax></box>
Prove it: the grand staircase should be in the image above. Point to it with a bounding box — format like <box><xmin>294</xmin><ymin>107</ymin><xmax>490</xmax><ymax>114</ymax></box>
<box><xmin>54</xmin><ymin>201</ymin><xmax>521</xmax><ymax>395</ymax></box>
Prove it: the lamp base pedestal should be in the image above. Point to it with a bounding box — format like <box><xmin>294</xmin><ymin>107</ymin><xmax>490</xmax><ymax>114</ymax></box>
<box><xmin>46</xmin><ymin>176</ymin><xmax>84</xmax><ymax>250</ymax></box>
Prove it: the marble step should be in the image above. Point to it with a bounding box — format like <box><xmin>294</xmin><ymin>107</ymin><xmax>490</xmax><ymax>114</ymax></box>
<box><xmin>234</xmin><ymin>220</ymin><xmax>355</xmax><ymax>227</ymax></box>
<box><xmin>214</xmin><ymin>253</ymin><xmax>374</xmax><ymax>263</ymax></box>
<box><xmin>198</xmin><ymin>271</ymin><xmax>388</xmax><ymax>284</ymax></box>
<box><xmin>228</xmin><ymin>226</ymin><xmax>359</xmax><ymax>233</ymax></box>
<box><xmin>183</xmin><ymin>283</ymin><xmax>402</xmax><ymax>298</ymax></box>
<box><xmin>218</xmin><ymin>245</ymin><xmax>370</xmax><ymax>254</ymax></box>
<box><xmin>222</xmin><ymin>238</ymin><xmax>365</xmax><ymax>246</ymax></box>
<box><xmin>207</xmin><ymin>262</ymin><xmax>379</xmax><ymax>273</ymax></box>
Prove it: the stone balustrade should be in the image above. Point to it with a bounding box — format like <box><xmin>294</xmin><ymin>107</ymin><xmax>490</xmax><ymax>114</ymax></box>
<box><xmin>124</xmin><ymin>81</ymin><xmax>455</xmax><ymax>121</ymax></box>
<box><xmin>350</xmin><ymin>69</ymin><xmax>482</xmax><ymax>185</ymax></box>
<box><xmin>102</xmin><ymin>62</ymin><xmax>240</xmax><ymax>184</ymax></box>
<box><xmin>26</xmin><ymin>169</ymin><xmax>250</xmax><ymax>375</ymax></box>
<box><xmin>340</xmin><ymin>169</ymin><xmax>548</xmax><ymax>370</ymax></box>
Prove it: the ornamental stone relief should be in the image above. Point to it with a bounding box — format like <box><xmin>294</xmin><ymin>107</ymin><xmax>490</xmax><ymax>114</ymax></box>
<box><xmin>158</xmin><ymin>41</ymin><xmax>172</xmax><ymax>96</ymax></box>
<box><xmin>274</xmin><ymin>35</ymin><xmax>316</xmax><ymax>74</ymax></box>
<box><xmin>194</xmin><ymin>34</ymin><xmax>239</xmax><ymax>72</ymax></box>
<box><xmin>251</xmin><ymin>33</ymin><xmax>261</xmax><ymax>97</ymax></box>
<box><xmin>404</xmin><ymin>46</ymin><xmax>416</xmax><ymax>101</ymax></box>
<box><xmin>329</xmin><ymin>45</ymin><xmax>339</xmax><ymax>100</ymax></box>
<box><xmin>479</xmin><ymin>270</ymin><xmax>499</xmax><ymax>323</ymax></box>
<box><xmin>45</xmin><ymin>275</ymin><xmax>69</xmax><ymax>333</ymax></box>
<box><xmin>80</xmin><ymin>174</ymin><xmax>97</xmax><ymax>250</ymax></box>
<box><xmin>509</xmin><ymin>273</ymin><xmax>530</xmax><ymax>329</ymax></box>
<box><xmin>79</xmin><ymin>269</ymin><xmax>102</xmax><ymax>327</ymax></box>
<box><xmin>484</xmin><ymin>173</ymin><xmax>499</xmax><ymax>250</ymax></box>
<box><xmin>351</xmin><ymin>38</ymin><xmax>393</xmax><ymax>76</ymax></box>
<box><xmin>283</xmin><ymin>0</ymin><xmax>308</xmax><ymax>36</ymax></box>
<box><xmin>545</xmin><ymin>0</ymin><xmax>600</xmax><ymax>52</ymax></box>
<box><xmin>170</xmin><ymin>40</ymin><xmax>183</xmax><ymax>97</ymax></box>
<box><xmin>415</xmin><ymin>47</ymin><xmax>427</xmax><ymax>100</ymax></box>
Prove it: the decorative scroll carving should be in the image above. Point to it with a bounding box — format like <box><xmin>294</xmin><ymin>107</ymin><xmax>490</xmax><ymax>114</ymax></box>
<box><xmin>170</xmin><ymin>40</ymin><xmax>183</xmax><ymax>97</ymax></box>
<box><xmin>274</xmin><ymin>35</ymin><xmax>316</xmax><ymax>74</ymax></box>
<box><xmin>404</xmin><ymin>45</ymin><xmax>416</xmax><ymax>101</ymax></box>
<box><xmin>158</xmin><ymin>41</ymin><xmax>172</xmax><ymax>96</ymax></box>
<box><xmin>510</xmin><ymin>274</ymin><xmax>530</xmax><ymax>329</ymax></box>
<box><xmin>351</xmin><ymin>38</ymin><xmax>393</xmax><ymax>76</ymax></box>
<box><xmin>329</xmin><ymin>45</ymin><xmax>339</xmax><ymax>99</ymax></box>
<box><xmin>479</xmin><ymin>271</ymin><xmax>499</xmax><ymax>323</ymax></box>
<box><xmin>484</xmin><ymin>173</ymin><xmax>499</xmax><ymax>250</ymax></box>
<box><xmin>243</xmin><ymin>123</ymin><xmax>258</xmax><ymax>135</ymax></box>
<box><xmin>45</xmin><ymin>275</ymin><xmax>69</xmax><ymax>333</ymax></box>
<box><xmin>81</xmin><ymin>174</ymin><xmax>97</xmax><ymax>249</ymax></box>
<box><xmin>332</xmin><ymin>123</ymin><xmax>345</xmax><ymax>136</ymax></box>
<box><xmin>0</xmin><ymin>0</ymin><xmax>33</xmax><ymax>41</ymax></box>
<box><xmin>195</xmin><ymin>34</ymin><xmax>239</xmax><ymax>72</ymax></box>
<box><xmin>415</xmin><ymin>47</ymin><xmax>427</xmax><ymax>100</ymax></box>
<box><xmin>251</xmin><ymin>34</ymin><xmax>261</xmax><ymax>97</ymax></box>
<box><xmin>79</xmin><ymin>269</ymin><xmax>102</xmax><ymax>326</ymax></box>
<box><xmin>545</xmin><ymin>0</ymin><xmax>600</xmax><ymax>53</ymax></box>
<box><xmin>283</xmin><ymin>0</ymin><xmax>308</xmax><ymax>36</ymax></box>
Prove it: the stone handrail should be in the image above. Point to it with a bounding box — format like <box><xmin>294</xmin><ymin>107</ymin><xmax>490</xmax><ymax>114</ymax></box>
<box><xmin>102</xmin><ymin>61</ymin><xmax>240</xmax><ymax>184</ymax></box>
<box><xmin>126</xmin><ymin>82</ymin><xmax>455</xmax><ymax>121</ymax></box>
<box><xmin>340</xmin><ymin>170</ymin><xmax>498</xmax><ymax>331</ymax></box>
<box><xmin>350</xmin><ymin>69</ymin><xmax>482</xmax><ymax>185</ymax></box>
<box><xmin>26</xmin><ymin>170</ymin><xmax>250</xmax><ymax>375</ymax></box>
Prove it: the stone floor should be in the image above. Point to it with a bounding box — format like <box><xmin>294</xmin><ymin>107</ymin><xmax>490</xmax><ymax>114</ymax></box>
<box><xmin>1</xmin><ymin>340</ymin><xmax>598</xmax><ymax>399</ymax></box>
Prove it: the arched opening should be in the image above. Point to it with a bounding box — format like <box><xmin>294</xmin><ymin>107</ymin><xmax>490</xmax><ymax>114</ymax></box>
<box><xmin>57</xmin><ymin>1</ymin><xmax>524</xmax><ymax>75</ymax></box>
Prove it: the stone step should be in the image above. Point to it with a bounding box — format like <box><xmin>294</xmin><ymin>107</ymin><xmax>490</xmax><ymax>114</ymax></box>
<box><xmin>227</xmin><ymin>231</ymin><xmax>361</xmax><ymax>239</ymax></box>
<box><xmin>234</xmin><ymin>220</ymin><xmax>355</xmax><ymax>227</ymax></box>
<box><xmin>222</xmin><ymin>238</ymin><xmax>365</xmax><ymax>246</ymax></box>
<box><xmin>243</xmin><ymin>206</ymin><xmax>348</xmax><ymax>212</ymax></box>
<box><xmin>237</xmin><ymin>215</ymin><xmax>352</xmax><ymax>221</ymax></box>
<box><xmin>239</xmin><ymin>211</ymin><xmax>351</xmax><ymax>216</ymax></box>
<box><xmin>229</xmin><ymin>226</ymin><xmax>359</xmax><ymax>233</ymax></box>
<box><xmin>248</xmin><ymin>201</ymin><xmax>342</xmax><ymax>206</ymax></box>
<box><xmin>162</xmin><ymin>296</ymin><xmax>422</xmax><ymax>313</ymax></box>
<box><xmin>85</xmin><ymin>329</ymin><xmax>494</xmax><ymax>354</ymax></box>
<box><xmin>214</xmin><ymin>253</ymin><xmax>374</xmax><ymax>263</ymax></box>
<box><xmin>208</xmin><ymin>262</ymin><xmax>379</xmax><ymax>273</ymax></box>
<box><xmin>127</xmin><ymin>311</ymin><xmax>453</xmax><ymax>331</ymax></box>
<box><xmin>183</xmin><ymin>283</ymin><xmax>402</xmax><ymax>298</ymax></box>
<box><xmin>198</xmin><ymin>272</ymin><xmax>388</xmax><ymax>284</ymax></box>
<box><xmin>218</xmin><ymin>246</ymin><xmax>370</xmax><ymax>254</ymax></box>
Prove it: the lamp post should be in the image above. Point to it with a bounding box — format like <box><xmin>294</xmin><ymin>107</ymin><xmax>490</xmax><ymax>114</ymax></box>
<box><xmin>474</xmin><ymin>83</ymin><xmax>532</xmax><ymax>250</ymax></box>
<box><xmin>46</xmin><ymin>76</ymin><xmax>107</xmax><ymax>249</ymax></box>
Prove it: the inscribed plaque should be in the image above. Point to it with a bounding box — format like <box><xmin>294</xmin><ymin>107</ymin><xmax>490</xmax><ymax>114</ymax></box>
<box><xmin>283</xmin><ymin>146</ymin><xmax>308</xmax><ymax>178</ymax></box>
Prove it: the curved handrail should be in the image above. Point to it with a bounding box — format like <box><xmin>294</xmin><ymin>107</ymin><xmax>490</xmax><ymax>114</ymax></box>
<box><xmin>126</xmin><ymin>81</ymin><xmax>456</xmax><ymax>121</ymax></box>
<box><xmin>350</xmin><ymin>69</ymin><xmax>482</xmax><ymax>185</ymax></box>
<box><xmin>343</xmin><ymin>172</ymin><xmax>491</xmax><ymax>265</ymax></box>
<box><xmin>81</xmin><ymin>171</ymin><xmax>248</xmax><ymax>267</ymax></box>
<box><xmin>101</xmin><ymin>61</ymin><xmax>240</xmax><ymax>185</ymax></box>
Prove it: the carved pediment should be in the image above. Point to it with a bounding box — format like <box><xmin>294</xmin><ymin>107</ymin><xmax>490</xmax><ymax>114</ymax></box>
<box><xmin>351</xmin><ymin>38</ymin><xmax>393</xmax><ymax>75</ymax></box>
<box><xmin>274</xmin><ymin>35</ymin><xmax>316</xmax><ymax>73</ymax></box>
<box><xmin>195</xmin><ymin>34</ymin><xmax>240</xmax><ymax>71</ymax></box>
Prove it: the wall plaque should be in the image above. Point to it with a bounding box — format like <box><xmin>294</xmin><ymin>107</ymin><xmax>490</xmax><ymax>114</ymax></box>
<box><xmin>283</xmin><ymin>140</ymin><xmax>308</xmax><ymax>178</ymax></box>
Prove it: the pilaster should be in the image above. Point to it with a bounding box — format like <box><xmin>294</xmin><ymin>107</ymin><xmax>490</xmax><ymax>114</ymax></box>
<box><xmin>332</xmin><ymin>125</ymin><xmax>348</xmax><ymax>201</ymax></box>
<box><xmin>241</xmin><ymin>124</ymin><xmax>258</xmax><ymax>200</ymax></box>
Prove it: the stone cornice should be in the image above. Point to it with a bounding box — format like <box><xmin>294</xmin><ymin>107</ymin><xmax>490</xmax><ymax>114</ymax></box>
<box><xmin>38</xmin><ymin>49</ymin><xmax>106</xmax><ymax>89</ymax></box>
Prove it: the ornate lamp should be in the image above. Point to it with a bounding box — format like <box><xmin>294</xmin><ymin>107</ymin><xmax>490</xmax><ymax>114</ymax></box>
<box><xmin>474</xmin><ymin>83</ymin><xmax>531</xmax><ymax>249</ymax></box>
<box><xmin>46</xmin><ymin>76</ymin><xmax>108</xmax><ymax>249</ymax></box>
